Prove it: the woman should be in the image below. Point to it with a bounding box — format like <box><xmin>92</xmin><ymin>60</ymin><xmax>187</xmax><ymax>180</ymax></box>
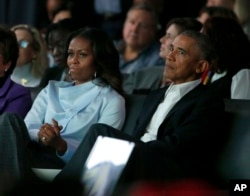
<box><xmin>0</xmin><ymin>25</ymin><xmax>32</xmax><ymax>118</ymax></box>
<box><xmin>202</xmin><ymin>17</ymin><xmax>250</xmax><ymax>99</ymax></box>
<box><xmin>10</xmin><ymin>24</ymin><xmax>48</xmax><ymax>87</ymax></box>
<box><xmin>24</xmin><ymin>27</ymin><xmax>126</xmax><ymax>168</ymax></box>
<box><xmin>0</xmin><ymin>28</ymin><xmax>126</xmax><ymax>192</ymax></box>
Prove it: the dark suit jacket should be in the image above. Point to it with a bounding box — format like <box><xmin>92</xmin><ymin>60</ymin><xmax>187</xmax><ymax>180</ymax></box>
<box><xmin>132</xmin><ymin>83</ymin><xmax>228</xmax><ymax>182</ymax></box>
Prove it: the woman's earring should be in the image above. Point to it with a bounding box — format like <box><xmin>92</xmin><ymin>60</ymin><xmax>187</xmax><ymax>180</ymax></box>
<box><xmin>67</xmin><ymin>70</ymin><xmax>73</xmax><ymax>81</ymax></box>
<box><xmin>4</xmin><ymin>68</ymin><xmax>7</xmax><ymax>72</ymax></box>
<box><xmin>94</xmin><ymin>72</ymin><xmax>97</xmax><ymax>78</ymax></box>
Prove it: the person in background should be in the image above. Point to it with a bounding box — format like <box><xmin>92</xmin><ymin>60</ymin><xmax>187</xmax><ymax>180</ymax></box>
<box><xmin>93</xmin><ymin>0</ymin><xmax>133</xmax><ymax>40</ymax></box>
<box><xmin>205</xmin><ymin>0</ymin><xmax>235</xmax><ymax>10</ymax></box>
<box><xmin>10</xmin><ymin>24</ymin><xmax>48</xmax><ymax>88</ymax></box>
<box><xmin>132</xmin><ymin>0</ymin><xmax>166</xmax><ymax>37</ymax></box>
<box><xmin>123</xmin><ymin>17</ymin><xmax>202</xmax><ymax>94</ymax></box>
<box><xmin>197</xmin><ymin>5</ymin><xmax>238</xmax><ymax>24</ymax></box>
<box><xmin>51</xmin><ymin>1</ymin><xmax>74</xmax><ymax>23</ymax></box>
<box><xmin>115</xmin><ymin>3</ymin><xmax>164</xmax><ymax>74</ymax></box>
<box><xmin>39</xmin><ymin>18</ymin><xmax>83</xmax><ymax>88</ymax></box>
<box><xmin>46</xmin><ymin>0</ymin><xmax>69</xmax><ymax>23</ymax></box>
<box><xmin>0</xmin><ymin>25</ymin><xmax>32</xmax><ymax>118</ymax></box>
<box><xmin>234</xmin><ymin>0</ymin><xmax>250</xmax><ymax>40</ymax></box>
<box><xmin>202</xmin><ymin>17</ymin><xmax>250</xmax><ymax>99</ymax></box>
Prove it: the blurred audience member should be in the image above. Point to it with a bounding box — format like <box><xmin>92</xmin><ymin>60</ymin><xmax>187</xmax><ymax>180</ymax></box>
<box><xmin>11</xmin><ymin>24</ymin><xmax>48</xmax><ymax>88</ymax></box>
<box><xmin>115</xmin><ymin>3</ymin><xmax>164</xmax><ymax>74</ymax></box>
<box><xmin>51</xmin><ymin>1</ymin><xmax>74</xmax><ymax>23</ymax></box>
<box><xmin>94</xmin><ymin>0</ymin><xmax>132</xmax><ymax>40</ymax></box>
<box><xmin>234</xmin><ymin>0</ymin><xmax>250</xmax><ymax>40</ymax></box>
<box><xmin>46</xmin><ymin>0</ymin><xmax>69</xmax><ymax>23</ymax></box>
<box><xmin>205</xmin><ymin>0</ymin><xmax>235</xmax><ymax>10</ymax></box>
<box><xmin>40</xmin><ymin>18</ymin><xmax>82</xmax><ymax>88</ymax></box>
<box><xmin>132</xmin><ymin>0</ymin><xmax>166</xmax><ymax>36</ymax></box>
<box><xmin>202</xmin><ymin>17</ymin><xmax>250</xmax><ymax>99</ymax></box>
<box><xmin>0</xmin><ymin>25</ymin><xmax>32</xmax><ymax>118</ymax></box>
<box><xmin>197</xmin><ymin>6</ymin><xmax>238</xmax><ymax>24</ymax></box>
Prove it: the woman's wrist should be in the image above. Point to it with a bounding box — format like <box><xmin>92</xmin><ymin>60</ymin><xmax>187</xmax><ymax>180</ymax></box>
<box><xmin>55</xmin><ymin>138</ymin><xmax>67</xmax><ymax>155</ymax></box>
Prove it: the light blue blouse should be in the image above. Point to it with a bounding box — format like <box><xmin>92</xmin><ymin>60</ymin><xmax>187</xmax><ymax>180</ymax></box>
<box><xmin>24</xmin><ymin>80</ymin><xmax>126</xmax><ymax>162</ymax></box>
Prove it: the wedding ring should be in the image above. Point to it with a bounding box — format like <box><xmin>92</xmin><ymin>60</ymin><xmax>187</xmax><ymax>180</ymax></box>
<box><xmin>42</xmin><ymin>136</ymin><xmax>46</xmax><ymax>141</ymax></box>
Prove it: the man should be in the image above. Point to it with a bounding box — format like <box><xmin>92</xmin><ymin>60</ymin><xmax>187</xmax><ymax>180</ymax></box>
<box><xmin>123</xmin><ymin>17</ymin><xmax>202</xmax><ymax>94</ymax></box>
<box><xmin>115</xmin><ymin>3</ymin><xmax>164</xmax><ymax>74</ymax></box>
<box><xmin>55</xmin><ymin>30</ymin><xmax>227</xmax><ymax>188</ymax></box>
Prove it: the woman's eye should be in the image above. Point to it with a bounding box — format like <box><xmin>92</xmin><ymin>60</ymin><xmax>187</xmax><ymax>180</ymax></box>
<box><xmin>79</xmin><ymin>53</ymin><xmax>87</xmax><ymax>57</ymax></box>
<box><xmin>67</xmin><ymin>52</ymin><xmax>73</xmax><ymax>57</ymax></box>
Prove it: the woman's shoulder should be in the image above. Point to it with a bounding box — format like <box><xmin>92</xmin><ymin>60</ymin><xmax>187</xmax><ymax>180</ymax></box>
<box><xmin>99</xmin><ymin>85</ymin><xmax>124</xmax><ymax>101</ymax></box>
<box><xmin>9</xmin><ymin>79</ymin><xmax>30</xmax><ymax>93</ymax></box>
<box><xmin>47</xmin><ymin>80</ymin><xmax>73</xmax><ymax>87</ymax></box>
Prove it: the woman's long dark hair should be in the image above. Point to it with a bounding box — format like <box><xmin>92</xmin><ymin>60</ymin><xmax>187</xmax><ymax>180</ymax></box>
<box><xmin>64</xmin><ymin>27</ymin><xmax>125</xmax><ymax>97</ymax></box>
<box><xmin>203</xmin><ymin>17</ymin><xmax>250</xmax><ymax>74</ymax></box>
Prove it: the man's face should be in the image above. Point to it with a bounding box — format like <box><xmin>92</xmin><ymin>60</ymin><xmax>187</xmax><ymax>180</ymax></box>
<box><xmin>159</xmin><ymin>24</ymin><xmax>180</xmax><ymax>58</ymax></box>
<box><xmin>123</xmin><ymin>9</ymin><xmax>156</xmax><ymax>50</ymax></box>
<box><xmin>164</xmin><ymin>34</ymin><xmax>202</xmax><ymax>84</ymax></box>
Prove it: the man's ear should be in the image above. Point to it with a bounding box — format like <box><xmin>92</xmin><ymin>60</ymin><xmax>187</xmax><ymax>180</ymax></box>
<box><xmin>196</xmin><ymin>60</ymin><xmax>210</xmax><ymax>74</ymax></box>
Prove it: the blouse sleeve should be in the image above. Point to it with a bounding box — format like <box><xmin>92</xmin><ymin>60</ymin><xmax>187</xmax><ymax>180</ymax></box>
<box><xmin>24</xmin><ymin>87</ymin><xmax>48</xmax><ymax>141</ymax></box>
<box><xmin>231</xmin><ymin>69</ymin><xmax>250</xmax><ymax>99</ymax></box>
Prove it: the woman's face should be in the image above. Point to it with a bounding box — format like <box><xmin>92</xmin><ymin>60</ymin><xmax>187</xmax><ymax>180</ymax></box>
<box><xmin>67</xmin><ymin>36</ymin><xmax>96</xmax><ymax>85</ymax></box>
<box><xmin>14</xmin><ymin>29</ymin><xmax>37</xmax><ymax>67</ymax></box>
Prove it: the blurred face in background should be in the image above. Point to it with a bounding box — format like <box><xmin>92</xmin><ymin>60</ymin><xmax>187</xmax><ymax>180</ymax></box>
<box><xmin>52</xmin><ymin>10</ymin><xmax>72</xmax><ymax>23</ymax></box>
<box><xmin>197</xmin><ymin>12</ymin><xmax>210</xmax><ymax>24</ymax></box>
<box><xmin>159</xmin><ymin>24</ymin><xmax>180</xmax><ymax>58</ymax></box>
<box><xmin>123</xmin><ymin>9</ymin><xmax>157</xmax><ymax>50</ymax></box>
<box><xmin>47</xmin><ymin>30</ymin><xmax>70</xmax><ymax>67</ymax></box>
<box><xmin>14</xmin><ymin>29</ymin><xmax>37</xmax><ymax>67</ymax></box>
<box><xmin>206</xmin><ymin>0</ymin><xmax>235</xmax><ymax>10</ymax></box>
<box><xmin>46</xmin><ymin>0</ymin><xmax>63</xmax><ymax>20</ymax></box>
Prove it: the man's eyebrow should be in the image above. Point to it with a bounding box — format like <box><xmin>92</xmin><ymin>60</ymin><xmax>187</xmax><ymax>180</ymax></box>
<box><xmin>177</xmin><ymin>47</ymin><xmax>186</xmax><ymax>53</ymax></box>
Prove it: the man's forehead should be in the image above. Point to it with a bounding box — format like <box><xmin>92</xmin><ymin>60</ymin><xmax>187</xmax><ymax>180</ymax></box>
<box><xmin>172</xmin><ymin>34</ymin><xmax>196</xmax><ymax>48</ymax></box>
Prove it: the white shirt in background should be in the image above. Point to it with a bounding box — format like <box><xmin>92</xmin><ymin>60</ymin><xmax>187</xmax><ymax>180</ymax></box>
<box><xmin>212</xmin><ymin>69</ymin><xmax>250</xmax><ymax>100</ymax></box>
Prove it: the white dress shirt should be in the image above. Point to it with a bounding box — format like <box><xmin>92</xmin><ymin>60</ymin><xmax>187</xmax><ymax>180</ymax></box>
<box><xmin>211</xmin><ymin>69</ymin><xmax>250</xmax><ymax>99</ymax></box>
<box><xmin>140</xmin><ymin>79</ymin><xmax>201</xmax><ymax>142</ymax></box>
